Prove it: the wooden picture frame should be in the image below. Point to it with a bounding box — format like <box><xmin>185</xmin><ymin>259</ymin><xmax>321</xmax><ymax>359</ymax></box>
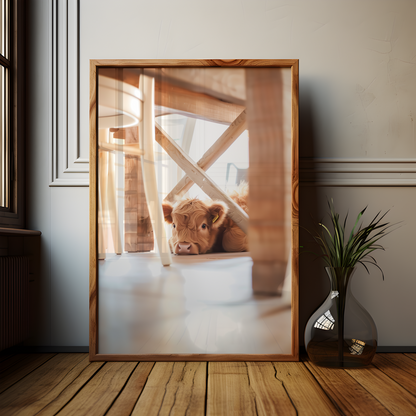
<box><xmin>90</xmin><ymin>59</ymin><xmax>299</xmax><ymax>361</ymax></box>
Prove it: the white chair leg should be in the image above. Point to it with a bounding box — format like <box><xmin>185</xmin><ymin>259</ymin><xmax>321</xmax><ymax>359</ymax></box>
<box><xmin>114</xmin><ymin>131</ymin><xmax>125</xmax><ymax>254</ymax></box>
<box><xmin>100</xmin><ymin>128</ymin><xmax>122</xmax><ymax>255</ymax></box>
<box><xmin>140</xmin><ymin>75</ymin><xmax>172</xmax><ymax>266</ymax></box>
<box><xmin>108</xmin><ymin>150</ymin><xmax>122</xmax><ymax>255</ymax></box>
<box><xmin>98</xmin><ymin>155</ymin><xmax>106</xmax><ymax>260</ymax></box>
<box><xmin>98</xmin><ymin>129</ymin><xmax>109</xmax><ymax>259</ymax></box>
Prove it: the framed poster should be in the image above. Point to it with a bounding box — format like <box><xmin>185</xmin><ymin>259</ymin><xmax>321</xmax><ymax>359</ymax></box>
<box><xmin>89</xmin><ymin>60</ymin><xmax>299</xmax><ymax>361</ymax></box>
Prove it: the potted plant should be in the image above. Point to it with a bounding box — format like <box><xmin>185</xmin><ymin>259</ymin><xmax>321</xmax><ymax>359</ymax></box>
<box><xmin>304</xmin><ymin>199</ymin><xmax>396</xmax><ymax>368</ymax></box>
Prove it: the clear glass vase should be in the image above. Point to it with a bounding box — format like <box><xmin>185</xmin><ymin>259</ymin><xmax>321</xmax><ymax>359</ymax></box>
<box><xmin>305</xmin><ymin>267</ymin><xmax>377</xmax><ymax>368</ymax></box>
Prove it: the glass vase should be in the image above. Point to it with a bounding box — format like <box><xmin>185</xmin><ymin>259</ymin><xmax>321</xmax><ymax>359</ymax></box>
<box><xmin>305</xmin><ymin>267</ymin><xmax>377</xmax><ymax>368</ymax></box>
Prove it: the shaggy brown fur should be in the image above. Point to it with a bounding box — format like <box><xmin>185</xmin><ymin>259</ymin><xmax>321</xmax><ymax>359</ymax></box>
<box><xmin>222</xmin><ymin>183</ymin><xmax>249</xmax><ymax>252</ymax></box>
<box><xmin>162</xmin><ymin>184</ymin><xmax>248</xmax><ymax>255</ymax></box>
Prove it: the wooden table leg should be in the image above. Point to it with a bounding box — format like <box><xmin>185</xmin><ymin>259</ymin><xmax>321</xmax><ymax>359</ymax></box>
<box><xmin>118</xmin><ymin>126</ymin><xmax>154</xmax><ymax>253</ymax></box>
<box><xmin>246</xmin><ymin>68</ymin><xmax>291</xmax><ymax>295</ymax></box>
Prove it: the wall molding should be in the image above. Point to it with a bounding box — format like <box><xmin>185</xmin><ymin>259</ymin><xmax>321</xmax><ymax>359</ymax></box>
<box><xmin>300</xmin><ymin>179</ymin><xmax>416</xmax><ymax>187</ymax></box>
<box><xmin>46</xmin><ymin>0</ymin><xmax>416</xmax><ymax>190</ymax></box>
<box><xmin>300</xmin><ymin>158</ymin><xmax>416</xmax><ymax>163</ymax></box>
<box><xmin>50</xmin><ymin>0</ymin><xmax>89</xmax><ymax>187</ymax></box>
<box><xmin>300</xmin><ymin>157</ymin><xmax>416</xmax><ymax>186</ymax></box>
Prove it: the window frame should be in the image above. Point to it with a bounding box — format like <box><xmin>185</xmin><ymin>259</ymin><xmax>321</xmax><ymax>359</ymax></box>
<box><xmin>0</xmin><ymin>0</ymin><xmax>11</xmax><ymax>210</ymax></box>
<box><xmin>0</xmin><ymin>0</ymin><xmax>25</xmax><ymax>228</ymax></box>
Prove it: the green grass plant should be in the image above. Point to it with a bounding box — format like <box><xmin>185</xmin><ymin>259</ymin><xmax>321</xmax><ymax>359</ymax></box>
<box><xmin>306</xmin><ymin>199</ymin><xmax>396</xmax><ymax>279</ymax></box>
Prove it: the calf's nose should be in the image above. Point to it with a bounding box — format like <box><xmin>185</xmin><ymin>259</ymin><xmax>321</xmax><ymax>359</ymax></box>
<box><xmin>178</xmin><ymin>243</ymin><xmax>192</xmax><ymax>254</ymax></box>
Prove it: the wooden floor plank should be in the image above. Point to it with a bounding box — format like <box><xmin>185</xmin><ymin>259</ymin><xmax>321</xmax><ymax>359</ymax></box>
<box><xmin>0</xmin><ymin>353</ymin><xmax>56</xmax><ymax>394</ymax></box>
<box><xmin>106</xmin><ymin>362</ymin><xmax>154</xmax><ymax>416</ymax></box>
<box><xmin>132</xmin><ymin>362</ymin><xmax>206</xmax><ymax>416</ymax></box>
<box><xmin>207</xmin><ymin>362</ymin><xmax>258</xmax><ymax>416</ymax></box>
<box><xmin>304</xmin><ymin>361</ymin><xmax>391</xmax><ymax>415</ymax></box>
<box><xmin>346</xmin><ymin>365</ymin><xmax>416</xmax><ymax>415</ymax></box>
<box><xmin>404</xmin><ymin>353</ymin><xmax>416</xmax><ymax>362</ymax></box>
<box><xmin>210</xmin><ymin>362</ymin><xmax>297</xmax><ymax>416</ymax></box>
<box><xmin>35</xmin><ymin>357</ymin><xmax>105</xmax><ymax>416</ymax></box>
<box><xmin>55</xmin><ymin>362</ymin><xmax>136</xmax><ymax>416</ymax></box>
<box><xmin>272</xmin><ymin>362</ymin><xmax>341</xmax><ymax>415</ymax></box>
<box><xmin>371</xmin><ymin>354</ymin><xmax>416</xmax><ymax>396</ymax></box>
<box><xmin>381</xmin><ymin>353</ymin><xmax>416</xmax><ymax>377</ymax></box>
<box><xmin>0</xmin><ymin>354</ymin><xmax>32</xmax><ymax>374</ymax></box>
<box><xmin>246</xmin><ymin>361</ymin><xmax>296</xmax><ymax>415</ymax></box>
<box><xmin>0</xmin><ymin>354</ymin><xmax>90</xmax><ymax>416</ymax></box>
<box><xmin>2</xmin><ymin>353</ymin><xmax>416</xmax><ymax>416</ymax></box>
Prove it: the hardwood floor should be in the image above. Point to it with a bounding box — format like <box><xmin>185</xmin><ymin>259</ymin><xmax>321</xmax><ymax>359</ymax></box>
<box><xmin>1</xmin><ymin>353</ymin><xmax>416</xmax><ymax>415</ymax></box>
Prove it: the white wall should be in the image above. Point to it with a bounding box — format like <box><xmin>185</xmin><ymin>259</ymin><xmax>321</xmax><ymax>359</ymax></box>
<box><xmin>27</xmin><ymin>0</ymin><xmax>416</xmax><ymax>347</ymax></box>
<box><xmin>26</xmin><ymin>0</ymin><xmax>89</xmax><ymax>347</ymax></box>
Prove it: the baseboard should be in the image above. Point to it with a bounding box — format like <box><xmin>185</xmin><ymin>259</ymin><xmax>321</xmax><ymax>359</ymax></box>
<box><xmin>299</xmin><ymin>346</ymin><xmax>416</xmax><ymax>355</ymax></box>
<box><xmin>376</xmin><ymin>346</ymin><xmax>416</xmax><ymax>353</ymax></box>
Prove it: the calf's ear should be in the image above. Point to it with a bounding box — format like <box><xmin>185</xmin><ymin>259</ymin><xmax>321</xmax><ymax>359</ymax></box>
<box><xmin>209</xmin><ymin>201</ymin><xmax>228</xmax><ymax>228</ymax></box>
<box><xmin>162</xmin><ymin>202</ymin><xmax>173</xmax><ymax>224</ymax></box>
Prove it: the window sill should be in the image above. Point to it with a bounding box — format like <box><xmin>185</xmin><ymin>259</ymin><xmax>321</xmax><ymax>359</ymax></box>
<box><xmin>0</xmin><ymin>227</ymin><xmax>41</xmax><ymax>236</ymax></box>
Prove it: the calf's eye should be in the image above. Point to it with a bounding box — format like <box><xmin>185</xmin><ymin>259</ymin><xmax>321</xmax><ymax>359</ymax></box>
<box><xmin>173</xmin><ymin>224</ymin><xmax>176</xmax><ymax>228</ymax></box>
<box><xmin>201</xmin><ymin>223</ymin><xmax>207</xmax><ymax>229</ymax></box>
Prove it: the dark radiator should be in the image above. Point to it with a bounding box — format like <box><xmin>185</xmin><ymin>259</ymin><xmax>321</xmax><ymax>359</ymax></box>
<box><xmin>0</xmin><ymin>256</ymin><xmax>30</xmax><ymax>351</ymax></box>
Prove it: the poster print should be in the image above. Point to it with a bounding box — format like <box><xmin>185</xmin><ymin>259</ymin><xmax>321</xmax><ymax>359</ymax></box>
<box><xmin>90</xmin><ymin>60</ymin><xmax>299</xmax><ymax>361</ymax></box>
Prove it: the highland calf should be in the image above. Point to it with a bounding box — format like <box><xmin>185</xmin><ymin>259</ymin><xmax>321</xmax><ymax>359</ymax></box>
<box><xmin>162</xmin><ymin>186</ymin><xmax>248</xmax><ymax>255</ymax></box>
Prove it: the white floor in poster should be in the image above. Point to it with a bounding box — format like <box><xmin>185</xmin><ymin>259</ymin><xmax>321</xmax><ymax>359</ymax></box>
<box><xmin>98</xmin><ymin>252</ymin><xmax>292</xmax><ymax>355</ymax></box>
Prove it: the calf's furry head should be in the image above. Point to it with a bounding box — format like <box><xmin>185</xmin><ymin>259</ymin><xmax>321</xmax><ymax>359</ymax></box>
<box><xmin>162</xmin><ymin>198</ymin><xmax>228</xmax><ymax>254</ymax></box>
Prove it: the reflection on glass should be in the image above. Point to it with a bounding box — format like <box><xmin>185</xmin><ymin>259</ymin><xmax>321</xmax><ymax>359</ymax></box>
<box><xmin>314</xmin><ymin>310</ymin><xmax>335</xmax><ymax>331</ymax></box>
<box><xmin>349</xmin><ymin>339</ymin><xmax>365</xmax><ymax>355</ymax></box>
<box><xmin>0</xmin><ymin>65</ymin><xmax>8</xmax><ymax>208</ymax></box>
